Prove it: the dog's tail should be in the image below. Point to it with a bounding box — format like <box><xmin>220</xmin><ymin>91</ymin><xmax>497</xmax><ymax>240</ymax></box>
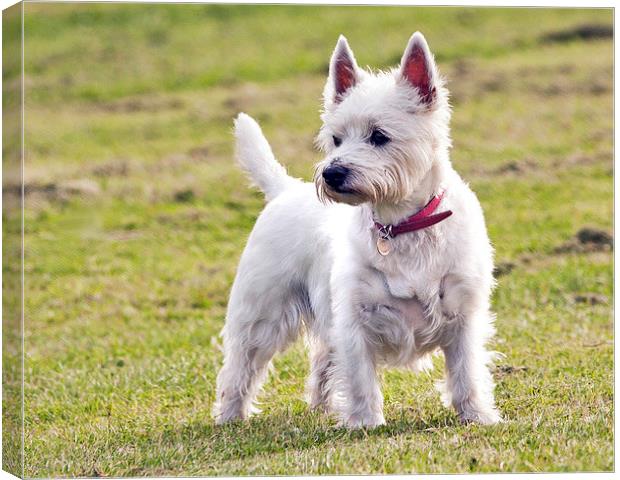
<box><xmin>233</xmin><ymin>113</ymin><xmax>296</xmax><ymax>201</ymax></box>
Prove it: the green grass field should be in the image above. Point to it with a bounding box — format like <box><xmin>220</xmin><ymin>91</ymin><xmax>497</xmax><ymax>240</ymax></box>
<box><xmin>2</xmin><ymin>4</ymin><xmax>613</xmax><ymax>476</ymax></box>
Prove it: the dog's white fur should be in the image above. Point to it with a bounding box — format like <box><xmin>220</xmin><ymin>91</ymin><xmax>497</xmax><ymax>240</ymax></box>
<box><xmin>213</xmin><ymin>32</ymin><xmax>501</xmax><ymax>428</ymax></box>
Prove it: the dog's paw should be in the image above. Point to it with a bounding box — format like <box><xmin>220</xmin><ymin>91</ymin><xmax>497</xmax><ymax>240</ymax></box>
<box><xmin>458</xmin><ymin>407</ymin><xmax>502</xmax><ymax>426</ymax></box>
<box><xmin>214</xmin><ymin>413</ymin><xmax>242</xmax><ymax>425</ymax></box>
<box><xmin>340</xmin><ymin>412</ymin><xmax>386</xmax><ymax>430</ymax></box>
<box><xmin>213</xmin><ymin>407</ymin><xmax>248</xmax><ymax>425</ymax></box>
<box><xmin>213</xmin><ymin>403</ymin><xmax>254</xmax><ymax>425</ymax></box>
<box><xmin>308</xmin><ymin>401</ymin><xmax>330</xmax><ymax>414</ymax></box>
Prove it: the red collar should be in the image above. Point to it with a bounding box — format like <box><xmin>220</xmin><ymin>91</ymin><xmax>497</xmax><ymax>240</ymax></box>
<box><xmin>374</xmin><ymin>191</ymin><xmax>453</xmax><ymax>239</ymax></box>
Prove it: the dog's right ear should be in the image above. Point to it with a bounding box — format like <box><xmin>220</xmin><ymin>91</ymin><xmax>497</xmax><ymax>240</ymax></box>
<box><xmin>399</xmin><ymin>32</ymin><xmax>438</xmax><ymax>106</ymax></box>
<box><xmin>324</xmin><ymin>35</ymin><xmax>360</xmax><ymax>108</ymax></box>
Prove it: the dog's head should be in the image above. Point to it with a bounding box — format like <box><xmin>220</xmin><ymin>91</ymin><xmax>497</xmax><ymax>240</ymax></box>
<box><xmin>314</xmin><ymin>33</ymin><xmax>451</xmax><ymax>206</ymax></box>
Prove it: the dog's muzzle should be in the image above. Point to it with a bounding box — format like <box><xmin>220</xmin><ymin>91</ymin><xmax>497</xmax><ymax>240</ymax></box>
<box><xmin>322</xmin><ymin>164</ymin><xmax>350</xmax><ymax>192</ymax></box>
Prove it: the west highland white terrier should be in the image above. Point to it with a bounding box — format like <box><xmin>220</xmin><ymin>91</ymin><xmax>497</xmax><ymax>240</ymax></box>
<box><xmin>213</xmin><ymin>32</ymin><xmax>501</xmax><ymax>428</ymax></box>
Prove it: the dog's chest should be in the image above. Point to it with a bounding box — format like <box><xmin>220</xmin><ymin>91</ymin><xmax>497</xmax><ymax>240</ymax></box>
<box><xmin>370</xmin><ymin>231</ymin><xmax>443</xmax><ymax>301</ymax></box>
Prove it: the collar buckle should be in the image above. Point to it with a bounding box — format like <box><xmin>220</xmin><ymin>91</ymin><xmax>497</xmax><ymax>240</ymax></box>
<box><xmin>377</xmin><ymin>224</ymin><xmax>393</xmax><ymax>239</ymax></box>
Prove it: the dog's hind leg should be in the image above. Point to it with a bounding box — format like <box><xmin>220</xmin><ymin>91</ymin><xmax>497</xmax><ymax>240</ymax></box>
<box><xmin>306</xmin><ymin>337</ymin><xmax>332</xmax><ymax>411</ymax></box>
<box><xmin>213</xmin><ymin>291</ymin><xmax>303</xmax><ymax>424</ymax></box>
<box><xmin>304</xmin><ymin>273</ymin><xmax>334</xmax><ymax>412</ymax></box>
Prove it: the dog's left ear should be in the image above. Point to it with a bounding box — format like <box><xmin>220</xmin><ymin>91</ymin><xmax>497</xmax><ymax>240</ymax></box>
<box><xmin>324</xmin><ymin>35</ymin><xmax>360</xmax><ymax>108</ymax></box>
<box><xmin>399</xmin><ymin>32</ymin><xmax>438</xmax><ymax>105</ymax></box>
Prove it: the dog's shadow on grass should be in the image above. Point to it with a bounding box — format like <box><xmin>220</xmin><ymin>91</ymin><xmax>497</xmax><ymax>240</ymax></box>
<box><xmin>171</xmin><ymin>408</ymin><xmax>462</xmax><ymax>461</ymax></box>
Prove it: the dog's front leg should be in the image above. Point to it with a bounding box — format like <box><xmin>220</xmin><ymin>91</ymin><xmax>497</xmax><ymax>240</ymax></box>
<box><xmin>331</xmin><ymin>303</ymin><xmax>385</xmax><ymax>429</ymax></box>
<box><xmin>441</xmin><ymin>321</ymin><xmax>501</xmax><ymax>425</ymax></box>
<box><xmin>439</xmin><ymin>275</ymin><xmax>502</xmax><ymax>425</ymax></box>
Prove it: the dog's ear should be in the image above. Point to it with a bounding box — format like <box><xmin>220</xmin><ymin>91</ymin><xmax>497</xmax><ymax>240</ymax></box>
<box><xmin>399</xmin><ymin>32</ymin><xmax>437</xmax><ymax>105</ymax></box>
<box><xmin>324</xmin><ymin>35</ymin><xmax>360</xmax><ymax>107</ymax></box>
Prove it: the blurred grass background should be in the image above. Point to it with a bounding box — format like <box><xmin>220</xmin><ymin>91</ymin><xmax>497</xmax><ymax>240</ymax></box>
<box><xmin>2</xmin><ymin>3</ymin><xmax>613</xmax><ymax>476</ymax></box>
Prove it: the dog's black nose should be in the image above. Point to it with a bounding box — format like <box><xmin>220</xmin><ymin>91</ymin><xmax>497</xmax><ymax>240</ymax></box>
<box><xmin>322</xmin><ymin>164</ymin><xmax>350</xmax><ymax>190</ymax></box>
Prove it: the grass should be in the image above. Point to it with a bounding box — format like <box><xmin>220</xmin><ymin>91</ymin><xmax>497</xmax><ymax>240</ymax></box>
<box><xmin>1</xmin><ymin>3</ymin><xmax>613</xmax><ymax>476</ymax></box>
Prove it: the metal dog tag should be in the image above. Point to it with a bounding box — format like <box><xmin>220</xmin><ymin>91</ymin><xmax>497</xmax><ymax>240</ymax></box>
<box><xmin>376</xmin><ymin>237</ymin><xmax>392</xmax><ymax>256</ymax></box>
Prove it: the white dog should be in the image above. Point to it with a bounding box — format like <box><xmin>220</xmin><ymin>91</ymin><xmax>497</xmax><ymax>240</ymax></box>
<box><xmin>213</xmin><ymin>32</ymin><xmax>501</xmax><ymax>428</ymax></box>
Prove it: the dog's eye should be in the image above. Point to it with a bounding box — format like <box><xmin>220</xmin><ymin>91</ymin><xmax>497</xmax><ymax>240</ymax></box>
<box><xmin>369</xmin><ymin>129</ymin><xmax>390</xmax><ymax>147</ymax></box>
<box><xmin>333</xmin><ymin>136</ymin><xmax>342</xmax><ymax>147</ymax></box>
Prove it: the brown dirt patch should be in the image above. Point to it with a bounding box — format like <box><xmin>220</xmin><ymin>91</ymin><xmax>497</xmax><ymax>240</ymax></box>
<box><xmin>97</xmin><ymin>96</ymin><xmax>184</xmax><ymax>113</ymax></box>
<box><xmin>554</xmin><ymin>227</ymin><xmax>613</xmax><ymax>254</ymax></box>
<box><xmin>5</xmin><ymin>178</ymin><xmax>101</xmax><ymax>202</ymax></box>
<box><xmin>493</xmin><ymin>261</ymin><xmax>516</xmax><ymax>278</ymax></box>
<box><xmin>540</xmin><ymin>24</ymin><xmax>613</xmax><ymax>44</ymax></box>
<box><xmin>573</xmin><ymin>293</ymin><xmax>609</xmax><ymax>306</ymax></box>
